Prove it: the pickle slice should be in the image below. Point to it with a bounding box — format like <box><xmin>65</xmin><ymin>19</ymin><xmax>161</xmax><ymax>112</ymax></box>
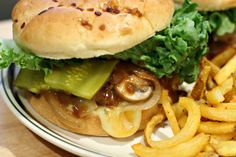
<box><xmin>45</xmin><ymin>60</ymin><xmax>118</xmax><ymax>99</ymax></box>
<box><xmin>15</xmin><ymin>69</ymin><xmax>49</xmax><ymax>93</ymax></box>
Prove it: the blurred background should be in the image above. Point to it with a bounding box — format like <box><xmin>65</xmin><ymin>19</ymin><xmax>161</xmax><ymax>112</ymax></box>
<box><xmin>0</xmin><ymin>0</ymin><xmax>18</xmax><ymax>20</ymax></box>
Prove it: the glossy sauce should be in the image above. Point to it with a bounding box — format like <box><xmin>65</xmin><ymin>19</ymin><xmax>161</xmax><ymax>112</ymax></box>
<box><xmin>93</xmin><ymin>62</ymin><xmax>145</xmax><ymax>106</ymax></box>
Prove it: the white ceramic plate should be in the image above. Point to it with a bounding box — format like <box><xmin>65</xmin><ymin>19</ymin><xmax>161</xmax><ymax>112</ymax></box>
<box><xmin>0</xmin><ymin>66</ymin><xmax>173</xmax><ymax>157</ymax></box>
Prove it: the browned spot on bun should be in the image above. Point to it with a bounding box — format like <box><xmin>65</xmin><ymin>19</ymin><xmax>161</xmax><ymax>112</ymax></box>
<box><xmin>80</xmin><ymin>19</ymin><xmax>93</xmax><ymax>30</ymax></box>
<box><xmin>99</xmin><ymin>24</ymin><xmax>106</xmax><ymax>31</ymax></box>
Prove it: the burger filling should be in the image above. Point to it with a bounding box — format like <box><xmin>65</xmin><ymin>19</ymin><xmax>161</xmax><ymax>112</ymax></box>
<box><xmin>15</xmin><ymin>61</ymin><xmax>161</xmax><ymax>114</ymax></box>
<box><xmin>19</xmin><ymin>61</ymin><xmax>162</xmax><ymax>138</ymax></box>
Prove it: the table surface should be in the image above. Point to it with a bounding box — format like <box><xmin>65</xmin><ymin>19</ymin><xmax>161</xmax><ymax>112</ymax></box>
<box><xmin>0</xmin><ymin>20</ymin><xmax>77</xmax><ymax>157</ymax></box>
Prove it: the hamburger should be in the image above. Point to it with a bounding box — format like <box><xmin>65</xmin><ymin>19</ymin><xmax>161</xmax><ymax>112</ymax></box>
<box><xmin>0</xmin><ymin>0</ymin><xmax>209</xmax><ymax>138</ymax></box>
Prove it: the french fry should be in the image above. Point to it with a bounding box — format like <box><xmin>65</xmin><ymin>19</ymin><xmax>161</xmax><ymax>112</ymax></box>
<box><xmin>144</xmin><ymin>113</ymin><xmax>165</xmax><ymax>144</ymax></box>
<box><xmin>178</xmin><ymin>114</ymin><xmax>187</xmax><ymax>128</ymax></box>
<box><xmin>139</xmin><ymin>104</ymin><xmax>165</xmax><ymax>130</ymax></box>
<box><xmin>211</xmin><ymin>139</ymin><xmax>236</xmax><ymax>156</ymax></box>
<box><xmin>231</xmin><ymin>97</ymin><xmax>236</xmax><ymax>103</ymax></box>
<box><xmin>212</xmin><ymin>47</ymin><xmax>236</xmax><ymax>67</ymax></box>
<box><xmin>218</xmin><ymin>77</ymin><xmax>234</xmax><ymax>94</ymax></box>
<box><xmin>211</xmin><ymin>133</ymin><xmax>236</xmax><ymax>141</ymax></box>
<box><xmin>191</xmin><ymin>65</ymin><xmax>211</xmax><ymax>100</ymax></box>
<box><xmin>161</xmin><ymin>90</ymin><xmax>180</xmax><ymax>135</ymax></box>
<box><xmin>225</xmin><ymin>73</ymin><xmax>236</xmax><ymax>102</ymax></box>
<box><xmin>198</xmin><ymin>122</ymin><xmax>236</xmax><ymax>134</ymax></box>
<box><xmin>196</xmin><ymin>152</ymin><xmax>219</xmax><ymax>157</ymax></box>
<box><xmin>233</xmin><ymin>134</ymin><xmax>236</xmax><ymax>140</ymax></box>
<box><xmin>215</xmin><ymin>103</ymin><xmax>236</xmax><ymax>110</ymax></box>
<box><xmin>206</xmin><ymin>76</ymin><xmax>216</xmax><ymax>90</ymax></box>
<box><xmin>203</xmin><ymin>144</ymin><xmax>215</xmax><ymax>152</ymax></box>
<box><xmin>206</xmin><ymin>87</ymin><xmax>225</xmax><ymax>105</ymax></box>
<box><xmin>207</xmin><ymin>76</ymin><xmax>217</xmax><ymax>90</ymax></box>
<box><xmin>200</xmin><ymin>105</ymin><xmax>236</xmax><ymax>122</ymax></box>
<box><xmin>145</xmin><ymin>97</ymin><xmax>201</xmax><ymax>149</ymax></box>
<box><xmin>224</xmin><ymin>92</ymin><xmax>234</xmax><ymax>102</ymax></box>
<box><xmin>132</xmin><ymin>133</ymin><xmax>209</xmax><ymax>157</ymax></box>
<box><xmin>172</xmin><ymin>103</ymin><xmax>186</xmax><ymax>119</ymax></box>
<box><xmin>206</xmin><ymin>77</ymin><xmax>233</xmax><ymax>105</ymax></box>
<box><xmin>214</xmin><ymin>55</ymin><xmax>236</xmax><ymax>85</ymax></box>
<box><xmin>202</xmin><ymin>57</ymin><xmax>220</xmax><ymax>77</ymax></box>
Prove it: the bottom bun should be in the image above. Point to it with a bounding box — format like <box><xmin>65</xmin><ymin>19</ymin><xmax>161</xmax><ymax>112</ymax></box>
<box><xmin>27</xmin><ymin>92</ymin><xmax>163</xmax><ymax>137</ymax></box>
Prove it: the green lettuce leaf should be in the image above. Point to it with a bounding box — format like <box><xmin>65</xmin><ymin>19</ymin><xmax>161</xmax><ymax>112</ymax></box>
<box><xmin>203</xmin><ymin>8</ymin><xmax>236</xmax><ymax>36</ymax></box>
<box><xmin>111</xmin><ymin>0</ymin><xmax>210</xmax><ymax>83</ymax></box>
<box><xmin>0</xmin><ymin>39</ymin><xmax>82</xmax><ymax>73</ymax></box>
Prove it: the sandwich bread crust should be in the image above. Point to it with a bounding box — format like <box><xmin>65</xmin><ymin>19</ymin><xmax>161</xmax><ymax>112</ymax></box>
<box><xmin>175</xmin><ymin>0</ymin><xmax>236</xmax><ymax>11</ymax></box>
<box><xmin>12</xmin><ymin>0</ymin><xmax>174</xmax><ymax>59</ymax></box>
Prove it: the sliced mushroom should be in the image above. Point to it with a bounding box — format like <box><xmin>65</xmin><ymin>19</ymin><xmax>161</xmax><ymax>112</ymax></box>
<box><xmin>115</xmin><ymin>75</ymin><xmax>153</xmax><ymax>102</ymax></box>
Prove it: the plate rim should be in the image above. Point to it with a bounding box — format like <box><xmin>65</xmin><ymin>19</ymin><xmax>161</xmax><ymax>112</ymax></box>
<box><xmin>0</xmin><ymin>67</ymin><xmax>109</xmax><ymax>157</ymax></box>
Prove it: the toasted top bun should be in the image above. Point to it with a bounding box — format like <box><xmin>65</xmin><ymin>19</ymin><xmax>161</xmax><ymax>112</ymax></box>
<box><xmin>175</xmin><ymin>0</ymin><xmax>236</xmax><ymax>11</ymax></box>
<box><xmin>12</xmin><ymin>0</ymin><xmax>174</xmax><ymax>59</ymax></box>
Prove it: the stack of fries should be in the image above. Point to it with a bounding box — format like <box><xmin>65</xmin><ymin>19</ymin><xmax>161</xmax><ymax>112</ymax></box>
<box><xmin>132</xmin><ymin>47</ymin><xmax>236</xmax><ymax>157</ymax></box>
